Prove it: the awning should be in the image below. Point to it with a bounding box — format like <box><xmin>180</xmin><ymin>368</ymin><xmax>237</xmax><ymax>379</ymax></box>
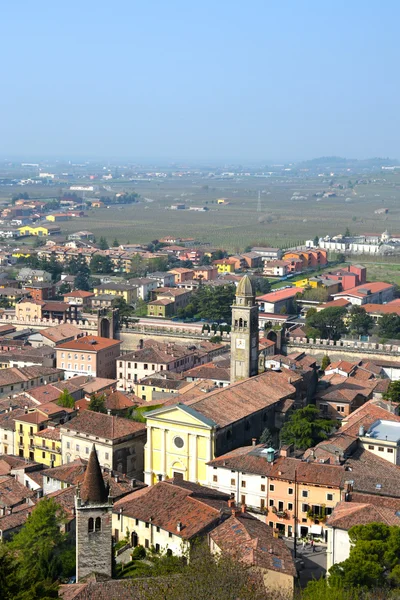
<box><xmin>310</xmin><ymin>525</ymin><xmax>322</xmax><ymax>535</ymax></box>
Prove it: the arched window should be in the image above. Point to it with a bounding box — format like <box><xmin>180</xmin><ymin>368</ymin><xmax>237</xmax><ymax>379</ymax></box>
<box><xmin>243</xmin><ymin>321</ymin><xmax>248</xmax><ymax>328</ymax></box>
<box><xmin>95</xmin><ymin>517</ymin><xmax>101</xmax><ymax>532</ymax></box>
<box><xmin>88</xmin><ymin>517</ymin><xmax>94</xmax><ymax>533</ymax></box>
<box><xmin>239</xmin><ymin>318</ymin><xmax>243</xmax><ymax>328</ymax></box>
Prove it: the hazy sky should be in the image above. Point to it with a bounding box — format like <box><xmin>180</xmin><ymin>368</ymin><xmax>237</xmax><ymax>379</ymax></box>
<box><xmin>1</xmin><ymin>1</ymin><xmax>399</xmax><ymax>161</ymax></box>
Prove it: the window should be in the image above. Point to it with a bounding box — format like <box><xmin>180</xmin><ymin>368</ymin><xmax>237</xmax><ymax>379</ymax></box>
<box><xmin>288</xmin><ymin>487</ymin><xmax>294</xmax><ymax>495</ymax></box>
<box><xmin>87</xmin><ymin>365</ymin><xmax>91</xmax><ymax>372</ymax></box>
<box><xmin>336</xmin><ymin>406</ymin><xmax>345</xmax><ymax>413</ymax></box>
<box><xmin>85</xmin><ymin>447</ymin><xmax>89</xmax><ymax>455</ymax></box>
<box><xmin>67</xmin><ymin>363</ymin><xmax>71</xmax><ymax>370</ymax></box>
<box><xmin>42</xmin><ymin>452</ymin><xmax>45</xmax><ymax>459</ymax></box>
<box><xmin>88</xmin><ymin>356</ymin><xmax>91</xmax><ymax>361</ymax></box>
<box><xmin>288</xmin><ymin>503</ymin><xmax>293</xmax><ymax>511</ymax></box>
<box><xmin>135</xmin><ymin>519</ymin><xmax>139</xmax><ymax>526</ymax></box>
<box><xmin>230</xmin><ymin>478</ymin><xmax>235</xmax><ymax>486</ymax></box>
<box><xmin>174</xmin><ymin>437</ymin><xmax>184</xmax><ymax>449</ymax></box>
<box><xmin>269</xmin><ymin>521</ymin><xmax>274</xmax><ymax>528</ymax></box>
<box><xmin>61</xmin><ymin>353</ymin><xmax>65</xmax><ymax>358</ymax></box>
<box><xmin>327</xmin><ymin>493</ymin><xmax>333</xmax><ymax>501</ymax></box>
<box><xmin>241</xmin><ymin>495</ymin><xmax>246</xmax><ymax>505</ymax></box>
<box><xmin>156</xmin><ymin>526</ymin><xmax>160</xmax><ymax>533</ymax></box>
<box><xmin>61</xmin><ymin>362</ymin><xmax>65</xmax><ymax>369</ymax></box>
<box><xmin>260</xmin><ymin>499</ymin><xmax>265</xmax><ymax>510</ymax></box>
<box><xmin>145</xmin><ymin>539</ymin><xmax>149</xmax><ymax>548</ymax></box>
<box><xmin>241</xmin><ymin>481</ymin><xmax>246</xmax><ymax>488</ymax></box>
<box><xmin>119</xmin><ymin>373</ymin><xmax>123</xmax><ymax>379</ymax></box>
<box><xmin>144</xmin><ymin>364</ymin><xmax>148</xmax><ymax>370</ymax></box>
<box><xmin>302</xmin><ymin>504</ymin><xmax>309</xmax><ymax>513</ymax></box>
<box><xmin>145</xmin><ymin>522</ymin><xmax>149</xmax><ymax>529</ymax></box>
<box><xmin>213</xmin><ymin>475</ymin><xmax>218</xmax><ymax>482</ymax></box>
<box><xmin>269</xmin><ymin>499</ymin><xmax>274</xmax><ymax>507</ymax></box>
<box><xmin>368</xmin><ymin>445</ymin><xmax>374</xmax><ymax>450</ymax></box>
<box><xmin>388</xmin><ymin>448</ymin><xmax>394</xmax><ymax>453</ymax></box>
<box><xmin>88</xmin><ymin>518</ymin><xmax>94</xmax><ymax>532</ymax></box>
<box><xmin>378</xmin><ymin>447</ymin><xmax>384</xmax><ymax>452</ymax></box>
<box><xmin>155</xmin><ymin>543</ymin><xmax>160</xmax><ymax>553</ymax></box>
<box><xmin>269</xmin><ymin>484</ymin><xmax>274</xmax><ymax>492</ymax></box>
<box><xmin>95</xmin><ymin>517</ymin><xmax>101</xmax><ymax>532</ymax></box>
<box><xmin>119</xmin><ymin>362</ymin><xmax>123</xmax><ymax>367</ymax></box>
<box><xmin>105</xmin><ymin>452</ymin><xmax>109</xmax><ymax>460</ymax></box>
<box><xmin>76</xmin><ymin>444</ymin><xmax>80</xmax><ymax>451</ymax></box>
<box><xmin>66</xmin><ymin>441</ymin><xmax>70</xmax><ymax>449</ymax></box>
<box><xmin>169</xmin><ymin>532</ymin><xmax>172</xmax><ymax>538</ymax></box>
<box><xmin>302</xmin><ymin>490</ymin><xmax>308</xmax><ymax>498</ymax></box>
<box><xmin>81</xmin><ymin>364</ymin><xmax>84</xmax><ymax>371</ymax></box>
<box><xmin>74</xmin><ymin>354</ymin><xmax>78</xmax><ymax>360</ymax></box>
<box><xmin>261</xmin><ymin>484</ymin><xmax>265</xmax><ymax>492</ymax></box>
<box><xmin>74</xmin><ymin>364</ymin><xmax>77</xmax><ymax>370</ymax></box>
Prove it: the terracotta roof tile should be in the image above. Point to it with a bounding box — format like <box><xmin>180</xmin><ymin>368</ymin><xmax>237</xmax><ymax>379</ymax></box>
<box><xmin>56</xmin><ymin>335</ymin><xmax>121</xmax><ymax>352</ymax></box>
<box><xmin>62</xmin><ymin>411</ymin><xmax>145</xmax><ymax>440</ymax></box>
<box><xmin>114</xmin><ymin>478</ymin><xmax>230</xmax><ymax>539</ymax></box>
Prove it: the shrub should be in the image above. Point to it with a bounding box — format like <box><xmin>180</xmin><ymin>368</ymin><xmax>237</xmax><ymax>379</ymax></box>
<box><xmin>131</xmin><ymin>545</ymin><xmax>146</xmax><ymax>560</ymax></box>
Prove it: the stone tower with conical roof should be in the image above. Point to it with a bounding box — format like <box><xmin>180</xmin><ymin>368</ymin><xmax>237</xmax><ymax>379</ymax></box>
<box><xmin>230</xmin><ymin>275</ymin><xmax>259</xmax><ymax>383</ymax></box>
<box><xmin>75</xmin><ymin>445</ymin><xmax>113</xmax><ymax>582</ymax></box>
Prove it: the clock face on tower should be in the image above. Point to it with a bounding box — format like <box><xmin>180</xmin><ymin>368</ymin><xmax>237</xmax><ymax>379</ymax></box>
<box><xmin>236</xmin><ymin>338</ymin><xmax>246</xmax><ymax>349</ymax></box>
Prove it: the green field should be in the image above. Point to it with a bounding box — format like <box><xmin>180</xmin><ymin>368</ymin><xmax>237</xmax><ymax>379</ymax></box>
<box><xmin>2</xmin><ymin>173</ymin><xmax>400</xmax><ymax>252</ymax></box>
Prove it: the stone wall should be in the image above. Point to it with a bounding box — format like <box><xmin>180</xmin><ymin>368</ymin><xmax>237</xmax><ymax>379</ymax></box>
<box><xmin>285</xmin><ymin>336</ymin><xmax>400</xmax><ymax>362</ymax></box>
<box><xmin>76</xmin><ymin>504</ymin><xmax>113</xmax><ymax>582</ymax></box>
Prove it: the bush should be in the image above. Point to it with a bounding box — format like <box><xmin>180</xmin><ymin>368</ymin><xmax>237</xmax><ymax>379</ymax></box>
<box><xmin>131</xmin><ymin>545</ymin><xmax>146</xmax><ymax>560</ymax></box>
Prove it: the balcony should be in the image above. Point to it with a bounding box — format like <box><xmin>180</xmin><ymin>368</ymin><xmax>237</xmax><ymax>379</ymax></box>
<box><xmin>276</xmin><ymin>510</ymin><xmax>288</xmax><ymax>519</ymax></box>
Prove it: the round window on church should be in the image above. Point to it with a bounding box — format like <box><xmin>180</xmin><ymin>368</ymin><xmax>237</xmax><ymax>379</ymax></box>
<box><xmin>174</xmin><ymin>436</ymin><xmax>184</xmax><ymax>449</ymax></box>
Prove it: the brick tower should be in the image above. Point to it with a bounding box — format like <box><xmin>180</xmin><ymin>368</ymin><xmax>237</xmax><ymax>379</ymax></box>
<box><xmin>230</xmin><ymin>275</ymin><xmax>259</xmax><ymax>383</ymax></box>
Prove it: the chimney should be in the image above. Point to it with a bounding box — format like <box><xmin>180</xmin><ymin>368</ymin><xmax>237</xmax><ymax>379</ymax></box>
<box><xmin>7</xmin><ymin>507</ymin><xmax>12</xmax><ymax>515</ymax></box>
<box><xmin>114</xmin><ymin>475</ymin><xmax>119</xmax><ymax>483</ymax></box>
<box><xmin>252</xmin><ymin>438</ymin><xmax>257</xmax><ymax>447</ymax></box>
<box><xmin>24</xmin><ymin>405</ymin><xmax>28</xmax><ymax>414</ymax></box>
<box><xmin>107</xmin><ymin>409</ymin><xmax>111</xmax><ymax>416</ymax></box>
<box><xmin>228</xmin><ymin>498</ymin><xmax>235</xmax><ymax>508</ymax></box>
<box><xmin>157</xmin><ymin>474</ymin><xmax>163</xmax><ymax>482</ymax></box>
<box><xmin>288</xmin><ymin>376</ymin><xmax>292</xmax><ymax>384</ymax></box>
<box><xmin>280</xmin><ymin>444</ymin><xmax>293</xmax><ymax>458</ymax></box>
<box><xmin>241</xmin><ymin>503</ymin><xmax>246</xmax><ymax>513</ymax></box>
<box><xmin>130</xmin><ymin>478</ymin><xmax>136</xmax><ymax>487</ymax></box>
<box><xmin>177</xmin><ymin>521</ymin><xmax>182</xmax><ymax>532</ymax></box>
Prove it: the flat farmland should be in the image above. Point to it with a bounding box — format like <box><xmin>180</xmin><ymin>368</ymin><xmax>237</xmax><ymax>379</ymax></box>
<box><xmin>4</xmin><ymin>174</ymin><xmax>400</xmax><ymax>252</ymax></box>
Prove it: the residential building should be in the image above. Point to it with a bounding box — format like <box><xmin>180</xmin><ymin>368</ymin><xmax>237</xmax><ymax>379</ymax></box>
<box><xmin>14</xmin><ymin>404</ymin><xmax>74</xmax><ymax>461</ymax></box>
<box><xmin>192</xmin><ymin>266</ymin><xmax>218</xmax><ymax>280</ymax></box>
<box><xmin>147</xmin><ymin>287</ymin><xmax>192</xmax><ymax>317</ymax></box>
<box><xmin>16</xmin><ymin>298</ymin><xmax>73</xmax><ymax>322</ymax></box>
<box><xmin>60</xmin><ymin>411</ymin><xmax>146</xmax><ymax>478</ymax></box>
<box><xmin>168</xmin><ymin>268</ymin><xmax>194</xmax><ymax>283</ymax></box>
<box><xmin>147</xmin><ymin>271</ymin><xmax>176</xmax><ymax>288</ymax></box>
<box><xmin>23</xmin><ymin>281</ymin><xmax>56</xmax><ymax>301</ymax></box>
<box><xmin>63</xmin><ymin>290</ymin><xmax>95</xmax><ymax>308</ymax></box>
<box><xmin>251</xmin><ymin>247</ymin><xmax>283</xmax><ymax>261</ymax></box>
<box><xmin>263</xmin><ymin>260</ymin><xmax>290</xmax><ymax>277</ymax></box>
<box><xmin>28</xmin><ymin>323</ymin><xmax>83</xmax><ymax>348</ymax></box>
<box><xmin>283</xmin><ymin>249</ymin><xmax>328</xmax><ymax>269</ymax></box>
<box><xmin>56</xmin><ymin>335</ymin><xmax>122</xmax><ymax>379</ymax></box>
<box><xmin>0</xmin><ymin>408</ymin><xmax>25</xmax><ymax>455</ymax></box>
<box><xmin>257</xmin><ymin>287</ymin><xmax>304</xmax><ymax>314</ymax></box>
<box><xmin>18</xmin><ymin>224</ymin><xmax>61</xmax><ymax>237</ymax></box>
<box><xmin>316</xmin><ymin>380</ymin><xmax>376</xmax><ymax>420</ymax></box>
<box><xmin>117</xmin><ymin>340</ymin><xmax>212</xmax><ymax>389</ymax></box>
<box><xmin>209</xmin><ymin>510</ymin><xmax>296</xmax><ymax>595</ymax></box>
<box><xmin>93</xmin><ymin>282</ymin><xmax>138</xmax><ymax>304</ymax></box>
<box><xmin>33</xmin><ymin>426</ymin><xmax>62</xmax><ymax>467</ymax></box>
<box><xmin>358</xmin><ymin>419</ymin><xmax>400</xmax><ymax>465</ymax></box>
<box><xmin>125</xmin><ymin>278</ymin><xmax>158</xmax><ymax>300</ymax></box>
<box><xmin>112</xmin><ymin>478</ymin><xmax>230</xmax><ymax>552</ymax></box>
<box><xmin>17</xmin><ymin>268</ymin><xmax>52</xmax><ymax>284</ymax></box>
<box><xmin>332</xmin><ymin>282</ymin><xmax>395</xmax><ymax>306</ymax></box>
<box><xmin>0</xmin><ymin>366</ymin><xmax>63</xmax><ymax>398</ymax></box>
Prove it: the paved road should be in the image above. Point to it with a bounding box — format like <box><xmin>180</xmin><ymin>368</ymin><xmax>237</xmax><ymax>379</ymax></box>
<box><xmin>284</xmin><ymin>539</ymin><xmax>327</xmax><ymax>587</ymax></box>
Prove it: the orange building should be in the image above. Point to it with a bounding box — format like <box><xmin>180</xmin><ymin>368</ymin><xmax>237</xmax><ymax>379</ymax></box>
<box><xmin>267</xmin><ymin>455</ymin><xmax>342</xmax><ymax>539</ymax></box>
<box><xmin>283</xmin><ymin>249</ymin><xmax>328</xmax><ymax>270</ymax></box>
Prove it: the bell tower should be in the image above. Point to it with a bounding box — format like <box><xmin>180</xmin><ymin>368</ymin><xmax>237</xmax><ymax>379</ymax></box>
<box><xmin>75</xmin><ymin>445</ymin><xmax>113</xmax><ymax>582</ymax></box>
<box><xmin>230</xmin><ymin>275</ymin><xmax>259</xmax><ymax>383</ymax></box>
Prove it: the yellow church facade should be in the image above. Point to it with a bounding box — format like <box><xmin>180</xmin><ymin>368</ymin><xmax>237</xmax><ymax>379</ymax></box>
<box><xmin>144</xmin><ymin>403</ymin><xmax>216</xmax><ymax>486</ymax></box>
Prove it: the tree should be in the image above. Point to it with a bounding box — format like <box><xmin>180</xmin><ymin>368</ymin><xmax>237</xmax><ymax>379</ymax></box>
<box><xmin>280</xmin><ymin>405</ymin><xmax>337</xmax><ymax>450</ymax></box>
<box><xmin>74</xmin><ymin>271</ymin><xmax>91</xmax><ymax>291</ymax></box>
<box><xmin>134</xmin><ymin>298</ymin><xmax>148</xmax><ymax>317</ymax></box>
<box><xmin>90</xmin><ymin>254</ymin><xmax>113</xmax><ymax>274</ymax></box>
<box><xmin>88</xmin><ymin>393</ymin><xmax>107</xmax><ymax>413</ymax></box>
<box><xmin>66</xmin><ymin>256</ymin><xmax>90</xmax><ymax>277</ymax></box>
<box><xmin>98</xmin><ymin>236</ymin><xmax>109</xmax><ymax>250</ymax></box>
<box><xmin>112</xmin><ymin>238</ymin><xmax>120</xmax><ymax>247</ymax></box>
<box><xmin>57</xmin><ymin>389</ymin><xmax>75</xmax><ymax>408</ymax></box>
<box><xmin>328</xmin><ymin>523</ymin><xmax>400</xmax><ymax>592</ymax></box>
<box><xmin>130</xmin><ymin>253</ymin><xmax>146</xmax><ymax>276</ymax></box>
<box><xmin>9</xmin><ymin>497</ymin><xmax>74</xmax><ymax>595</ymax></box>
<box><xmin>383</xmin><ymin>381</ymin><xmax>400</xmax><ymax>404</ymax></box>
<box><xmin>378</xmin><ymin>313</ymin><xmax>400</xmax><ymax>340</ymax></box>
<box><xmin>259</xmin><ymin>427</ymin><xmax>273</xmax><ymax>446</ymax></box>
<box><xmin>306</xmin><ymin>306</ymin><xmax>347</xmax><ymax>340</ymax></box>
<box><xmin>250</xmin><ymin>276</ymin><xmax>271</xmax><ymax>295</ymax></box>
<box><xmin>348</xmin><ymin>305</ymin><xmax>374</xmax><ymax>336</ymax></box>
<box><xmin>321</xmin><ymin>354</ymin><xmax>331</xmax><ymax>371</ymax></box>
<box><xmin>199</xmin><ymin>255</ymin><xmax>211</xmax><ymax>266</ymax></box>
<box><xmin>130</xmin><ymin>542</ymin><xmax>267</xmax><ymax>600</ymax></box>
<box><xmin>313</xmin><ymin>235</ymin><xmax>319</xmax><ymax>247</ymax></box>
<box><xmin>344</xmin><ymin>227</ymin><xmax>351</xmax><ymax>237</ymax></box>
<box><xmin>190</xmin><ymin>285</ymin><xmax>236</xmax><ymax>322</ymax></box>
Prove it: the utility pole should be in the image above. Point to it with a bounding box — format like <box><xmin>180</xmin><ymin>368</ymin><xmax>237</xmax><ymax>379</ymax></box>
<box><xmin>257</xmin><ymin>190</ymin><xmax>261</xmax><ymax>213</ymax></box>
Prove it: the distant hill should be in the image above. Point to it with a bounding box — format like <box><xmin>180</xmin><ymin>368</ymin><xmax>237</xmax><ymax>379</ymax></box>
<box><xmin>297</xmin><ymin>156</ymin><xmax>399</xmax><ymax>169</ymax></box>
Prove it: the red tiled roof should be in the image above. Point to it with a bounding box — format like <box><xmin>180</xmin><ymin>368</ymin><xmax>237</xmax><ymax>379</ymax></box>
<box><xmin>334</xmin><ymin>281</ymin><xmax>394</xmax><ymax>298</ymax></box>
<box><xmin>56</xmin><ymin>335</ymin><xmax>121</xmax><ymax>351</ymax></box>
<box><xmin>209</xmin><ymin>512</ymin><xmax>296</xmax><ymax>577</ymax></box>
<box><xmin>113</xmin><ymin>478</ymin><xmax>230</xmax><ymax>539</ymax></box>
<box><xmin>62</xmin><ymin>411</ymin><xmax>145</xmax><ymax>440</ymax></box>
<box><xmin>257</xmin><ymin>287</ymin><xmax>304</xmax><ymax>303</ymax></box>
